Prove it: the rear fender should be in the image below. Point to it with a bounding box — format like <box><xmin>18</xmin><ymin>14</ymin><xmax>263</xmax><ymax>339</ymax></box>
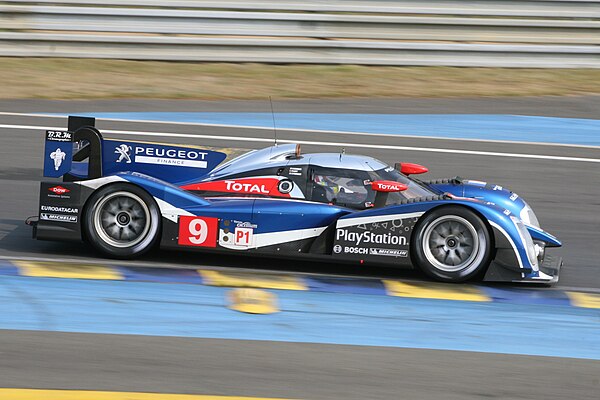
<box><xmin>78</xmin><ymin>173</ymin><xmax>211</xmax><ymax>217</ymax></box>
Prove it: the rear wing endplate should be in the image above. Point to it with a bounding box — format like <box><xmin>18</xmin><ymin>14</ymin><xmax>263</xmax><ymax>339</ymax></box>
<box><xmin>43</xmin><ymin>116</ymin><xmax>102</xmax><ymax>181</ymax></box>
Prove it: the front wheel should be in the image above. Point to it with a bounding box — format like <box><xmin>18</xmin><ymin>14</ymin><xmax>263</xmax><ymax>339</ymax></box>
<box><xmin>84</xmin><ymin>184</ymin><xmax>161</xmax><ymax>258</ymax></box>
<box><xmin>412</xmin><ymin>206</ymin><xmax>492</xmax><ymax>282</ymax></box>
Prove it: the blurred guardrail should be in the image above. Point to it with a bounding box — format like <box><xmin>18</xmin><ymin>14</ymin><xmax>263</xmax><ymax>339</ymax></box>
<box><xmin>0</xmin><ymin>0</ymin><xmax>599</xmax><ymax>67</ymax></box>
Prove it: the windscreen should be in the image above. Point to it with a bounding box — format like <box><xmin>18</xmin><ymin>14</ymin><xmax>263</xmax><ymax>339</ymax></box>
<box><xmin>309</xmin><ymin>165</ymin><xmax>438</xmax><ymax>209</ymax></box>
<box><xmin>370</xmin><ymin>167</ymin><xmax>437</xmax><ymax>201</ymax></box>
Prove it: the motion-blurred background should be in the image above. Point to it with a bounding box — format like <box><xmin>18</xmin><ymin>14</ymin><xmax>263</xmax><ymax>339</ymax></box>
<box><xmin>0</xmin><ymin>2</ymin><xmax>599</xmax><ymax>400</ymax></box>
<box><xmin>0</xmin><ymin>0</ymin><xmax>599</xmax><ymax>98</ymax></box>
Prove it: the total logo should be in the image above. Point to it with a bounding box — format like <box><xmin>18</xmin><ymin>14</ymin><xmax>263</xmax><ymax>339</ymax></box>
<box><xmin>48</xmin><ymin>185</ymin><xmax>70</xmax><ymax>195</ymax></box>
<box><xmin>224</xmin><ymin>180</ymin><xmax>269</xmax><ymax>194</ymax></box>
<box><xmin>182</xmin><ymin>177</ymin><xmax>297</xmax><ymax>198</ymax></box>
<box><xmin>374</xmin><ymin>182</ymin><xmax>401</xmax><ymax>191</ymax></box>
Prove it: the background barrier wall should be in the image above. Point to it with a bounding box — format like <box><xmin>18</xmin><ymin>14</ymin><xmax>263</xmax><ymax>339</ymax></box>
<box><xmin>1</xmin><ymin>0</ymin><xmax>599</xmax><ymax>67</ymax></box>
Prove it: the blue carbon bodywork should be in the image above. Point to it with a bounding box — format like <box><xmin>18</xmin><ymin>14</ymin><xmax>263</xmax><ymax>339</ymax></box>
<box><xmin>109</xmin><ymin>172</ymin><xmax>553</xmax><ymax>278</ymax></box>
<box><xmin>119</xmin><ymin>173</ymin><xmax>350</xmax><ymax>234</ymax></box>
<box><xmin>430</xmin><ymin>180</ymin><xmax>528</xmax><ymax>219</ymax></box>
<box><xmin>119</xmin><ymin>171</ymin><xmax>547</xmax><ymax>277</ymax></box>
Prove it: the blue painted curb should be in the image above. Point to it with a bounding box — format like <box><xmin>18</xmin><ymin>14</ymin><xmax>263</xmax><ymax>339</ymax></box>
<box><xmin>78</xmin><ymin>112</ymin><xmax>600</xmax><ymax>147</ymax></box>
<box><xmin>0</xmin><ymin>260</ymin><xmax>595</xmax><ymax>309</ymax></box>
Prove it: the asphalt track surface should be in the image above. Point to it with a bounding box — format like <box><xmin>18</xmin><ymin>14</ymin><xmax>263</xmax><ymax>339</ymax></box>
<box><xmin>0</xmin><ymin>97</ymin><xmax>599</xmax><ymax>399</ymax></box>
<box><xmin>1</xmin><ymin>330</ymin><xmax>599</xmax><ymax>400</ymax></box>
<box><xmin>0</xmin><ymin>97</ymin><xmax>598</xmax><ymax>289</ymax></box>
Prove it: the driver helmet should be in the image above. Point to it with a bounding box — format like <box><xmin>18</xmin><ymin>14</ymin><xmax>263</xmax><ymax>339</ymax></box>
<box><xmin>313</xmin><ymin>174</ymin><xmax>340</xmax><ymax>195</ymax></box>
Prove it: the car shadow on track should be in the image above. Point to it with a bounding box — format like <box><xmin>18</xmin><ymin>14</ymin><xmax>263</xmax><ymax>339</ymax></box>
<box><xmin>0</xmin><ymin>218</ymin><xmax>424</xmax><ymax>281</ymax></box>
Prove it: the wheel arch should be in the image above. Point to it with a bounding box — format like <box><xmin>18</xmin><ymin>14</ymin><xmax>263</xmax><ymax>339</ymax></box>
<box><xmin>409</xmin><ymin>203</ymin><xmax>497</xmax><ymax>281</ymax></box>
<box><xmin>411</xmin><ymin>203</ymin><xmax>496</xmax><ymax>250</ymax></box>
<box><xmin>81</xmin><ymin>181</ymin><xmax>162</xmax><ymax>253</ymax></box>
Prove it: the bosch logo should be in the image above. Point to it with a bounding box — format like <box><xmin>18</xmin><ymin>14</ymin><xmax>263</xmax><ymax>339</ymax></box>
<box><xmin>277</xmin><ymin>179</ymin><xmax>294</xmax><ymax>194</ymax></box>
<box><xmin>48</xmin><ymin>186</ymin><xmax>70</xmax><ymax>195</ymax></box>
<box><xmin>333</xmin><ymin>245</ymin><xmax>342</xmax><ymax>253</ymax></box>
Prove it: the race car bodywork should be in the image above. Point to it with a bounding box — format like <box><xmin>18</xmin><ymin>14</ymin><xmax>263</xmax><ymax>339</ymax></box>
<box><xmin>31</xmin><ymin>116</ymin><xmax>562</xmax><ymax>283</ymax></box>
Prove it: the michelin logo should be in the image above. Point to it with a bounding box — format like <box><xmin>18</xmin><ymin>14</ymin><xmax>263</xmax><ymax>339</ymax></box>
<box><xmin>116</xmin><ymin>144</ymin><xmax>209</xmax><ymax>168</ymax></box>
<box><xmin>40</xmin><ymin>213</ymin><xmax>77</xmax><ymax>223</ymax></box>
<box><xmin>49</xmin><ymin>148</ymin><xmax>66</xmax><ymax>171</ymax></box>
<box><xmin>336</xmin><ymin>229</ymin><xmax>407</xmax><ymax>246</ymax></box>
<box><xmin>369</xmin><ymin>248</ymin><xmax>408</xmax><ymax>257</ymax></box>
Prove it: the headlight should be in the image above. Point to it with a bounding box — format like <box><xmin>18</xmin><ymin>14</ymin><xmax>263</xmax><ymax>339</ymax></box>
<box><xmin>511</xmin><ymin>216</ymin><xmax>538</xmax><ymax>270</ymax></box>
<box><xmin>519</xmin><ymin>203</ymin><xmax>540</xmax><ymax>228</ymax></box>
<box><xmin>533</xmin><ymin>240</ymin><xmax>546</xmax><ymax>264</ymax></box>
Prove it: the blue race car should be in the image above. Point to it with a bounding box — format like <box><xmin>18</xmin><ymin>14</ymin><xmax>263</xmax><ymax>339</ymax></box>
<box><xmin>31</xmin><ymin>116</ymin><xmax>562</xmax><ymax>283</ymax></box>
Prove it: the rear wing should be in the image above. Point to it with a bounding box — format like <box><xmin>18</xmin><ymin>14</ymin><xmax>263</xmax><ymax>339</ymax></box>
<box><xmin>43</xmin><ymin>116</ymin><xmax>227</xmax><ymax>184</ymax></box>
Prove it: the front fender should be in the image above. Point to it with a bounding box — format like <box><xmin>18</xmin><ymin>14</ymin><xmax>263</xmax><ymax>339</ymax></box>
<box><xmin>338</xmin><ymin>198</ymin><xmax>536</xmax><ymax>272</ymax></box>
<box><xmin>449</xmin><ymin>200</ymin><xmax>535</xmax><ymax>272</ymax></box>
<box><xmin>430</xmin><ymin>180</ymin><xmax>528</xmax><ymax>222</ymax></box>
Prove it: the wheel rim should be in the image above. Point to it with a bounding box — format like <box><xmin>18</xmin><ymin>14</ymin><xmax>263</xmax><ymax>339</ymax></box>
<box><xmin>422</xmin><ymin>215</ymin><xmax>481</xmax><ymax>273</ymax></box>
<box><xmin>93</xmin><ymin>191</ymin><xmax>151</xmax><ymax>248</ymax></box>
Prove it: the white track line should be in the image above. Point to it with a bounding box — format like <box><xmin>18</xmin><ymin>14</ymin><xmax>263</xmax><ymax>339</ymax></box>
<box><xmin>1</xmin><ymin>123</ymin><xmax>599</xmax><ymax>163</ymax></box>
<box><xmin>1</xmin><ymin>111</ymin><xmax>599</xmax><ymax>150</ymax></box>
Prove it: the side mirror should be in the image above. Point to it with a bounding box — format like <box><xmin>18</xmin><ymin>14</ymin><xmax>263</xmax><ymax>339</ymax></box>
<box><xmin>371</xmin><ymin>180</ymin><xmax>407</xmax><ymax>208</ymax></box>
<box><xmin>394</xmin><ymin>162</ymin><xmax>428</xmax><ymax>176</ymax></box>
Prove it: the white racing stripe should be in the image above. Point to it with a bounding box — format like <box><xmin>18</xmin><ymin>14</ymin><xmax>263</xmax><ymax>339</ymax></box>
<box><xmin>154</xmin><ymin>197</ymin><xmax>195</xmax><ymax>223</ymax></box>
<box><xmin>77</xmin><ymin>175</ymin><xmax>126</xmax><ymax>190</ymax></box>
<box><xmin>2</xmin><ymin>122</ymin><xmax>600</xmax><ymax>164</ymax></box>
<box><xmin>489</xmin><ymin>221</ymin><xmax>525</xmax><ymax>270</ymax></box>
<box><xmin>220</xmin><ymin>226</ymin><xmax>328</xmax><ymax>250</ymax></box>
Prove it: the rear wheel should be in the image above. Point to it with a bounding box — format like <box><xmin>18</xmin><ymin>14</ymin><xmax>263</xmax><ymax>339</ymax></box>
<box><xmin>84</xmin><ymin>184</ymin><xmax>161</xmax><ymax>258</ymax></box>
<box><xmin>412</xmin><ymin>206</ymin><xmax>492</xmax><ymax>282</ymax></box>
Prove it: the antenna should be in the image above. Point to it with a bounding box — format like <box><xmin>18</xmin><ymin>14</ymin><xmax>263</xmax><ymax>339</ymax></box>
<box><xmin>269</xmin><ymin>96</ymin><xmax>278</xmax><ymax>147</ymax></box>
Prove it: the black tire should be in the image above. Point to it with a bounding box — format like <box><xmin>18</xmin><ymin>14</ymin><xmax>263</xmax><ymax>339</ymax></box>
<box><xmin>411</xmin><ymin>206</ymin><xmax>492</xmax><ymax>282</ymax></box>
<box><xmin>84</xmin><ymin>183</ymin><xmax>161</xmax><ymax>258</ymax></box>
